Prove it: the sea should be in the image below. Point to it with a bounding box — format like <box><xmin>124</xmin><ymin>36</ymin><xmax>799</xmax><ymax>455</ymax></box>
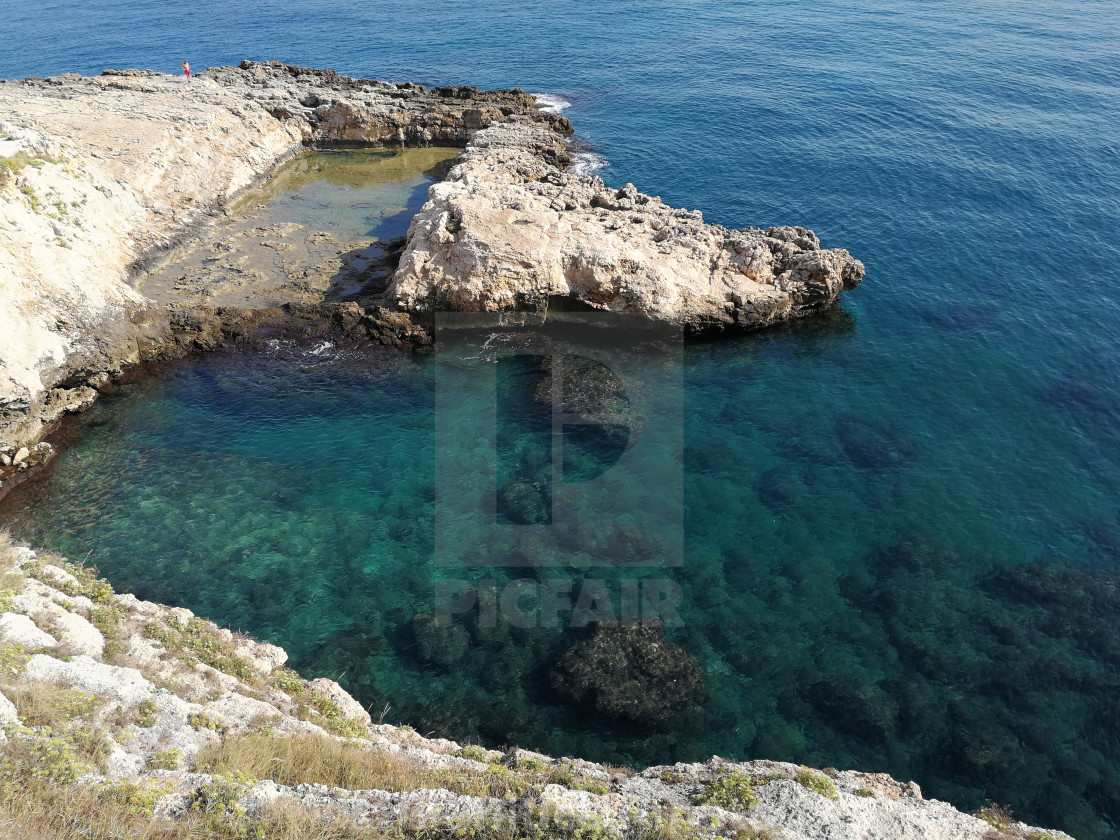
<box><xmin>2</xmin><ymin>1</ymin><xmax>1120</xmax><ymax>836</ymax></box>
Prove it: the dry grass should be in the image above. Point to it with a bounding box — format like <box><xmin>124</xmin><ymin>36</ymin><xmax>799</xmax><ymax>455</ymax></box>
<box><xmin>0</xmin><ymin>527</ymin><xmax>27</xmax><ymax>592</ymax></box>
<box><xmin>0</xmin><ymin>781</ymin><xmax>387</xmax><ymax>840</ymax></box>
<box><xmin>2</xmin><ymin>680</ymin><xmax>101</xmax><ymax>728</ymax></box>
<box><xmin>195</xmin><ymin>732</ymin><xmax>531</xmax><ymax>800</ymax></box>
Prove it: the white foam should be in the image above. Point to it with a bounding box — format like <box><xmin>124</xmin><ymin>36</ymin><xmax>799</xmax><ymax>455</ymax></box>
<box><xmin>533</xmin><ymin>93</ymin><xmax>571</xmax><ymax>114</ymax></box>
<box><xmin>567</xmin><ymin>150</ymin><xmax>609</xmax><ymax>177</ymax></box>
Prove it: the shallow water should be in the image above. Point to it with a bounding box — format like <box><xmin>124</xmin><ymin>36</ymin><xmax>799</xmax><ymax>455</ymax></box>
<box><xmin>4</xmin><ymin>1</ymin><xmax>1120</xmax><ymax>837</ymax></box>
<box><xmin>138</xmin><ymin>147</ymin><xmax>458</xmax><ymax>306</ymax></box>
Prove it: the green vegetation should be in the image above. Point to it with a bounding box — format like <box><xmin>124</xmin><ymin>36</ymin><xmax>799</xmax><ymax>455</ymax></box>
<box><xmin>188</xmin><ymin>711</ymin><xmax>222</xmax><ymax>732</ymax></box>
<box><xmin>142</xmin><ymin>615</ymin><xmax>257</xmax><ymax>684</ymax></box>
<box><xmin>514</xmin><ymin>755</ymin><xmax>548</xmax><ymax>773</ymax></box>
<box><xmin>271</xmin><ymin>667</ymin><xmax>303</xmax><ymax>694</ymax></box>
<box><xmin>853</xmin><ymin>788</ymin><xmax>876</xmax><ymax>798</ymax></box>
<box><xmin>23</xmin><ymin>557</ymin><xmax>114</xmax><ymax>604</ymax></box>
<box><xmin>454</xmin><ymin>744</ymin><xmax>500</xmax><ymax>764</ymax></box>
<box><xmin>692</xmin><ymin>771</ymin><xmax>759</xmax><ymax>813</ymax></box>
<box><xmin>135</xmin><ymin>698</ymin><xmax>159</xmax><ymax>728</ymax></box>
<box><xmin>0</xmin><ymin>725</ymin><xmax>91</xmax><ymax>787</ymax></box>
<box><xmin>95</xmin><ymin>778</ymin><xmax>171</xmax><ymax>815</ymax></box>
<box><xmin>191</xmin><ymin>770</ymin><xmax>255</xmax><ymax>816</ymax></box>
<box><xmin>149</xmin><ymin>747</ymin><xmax>182</xmax><ymax>771</ymax></box>
<box><xmin>792</xmin><ymin>768</ymin><xmax>837</xmax><ymax>800</ymax></box>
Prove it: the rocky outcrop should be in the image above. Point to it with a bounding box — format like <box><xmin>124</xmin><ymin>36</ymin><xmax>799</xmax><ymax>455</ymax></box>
<box><xmin>1</xmin><ymin>60</ymin><xmax>860</xmax><ymax>461</ymax></box>
<box><xmin>389</xmin><ymin>123</ymin><xmax>863</xmax><ymax>332</ymax></box>
<box><xmin>550</xmin><ymin>623</ymin><xmax>706</xmax><ymax>728</ymax></box>
<box><xmin>0</xmin><ymin>535</ymin><xmax>1072</xmax><ymax>839</ymax></box>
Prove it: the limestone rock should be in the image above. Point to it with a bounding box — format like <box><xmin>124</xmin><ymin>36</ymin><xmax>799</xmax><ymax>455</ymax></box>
<box><xmin>308</xmin><ymin>677</ymin><xmax>371</xmax><ymax>725</ymax></box>
<box><xmin>0</xmin><ymin>611</ymin><xmax>57</xmax><ymax>649</ymax></box>
<box><xmin>22</xmin><ymin>654</ymin><xmax>154</xmax><ymax>705</ymax></box>
<box><xmin>0</xmin><ymin>62</ymin><xmax>562</xmax><ymax>452</ymax></box>
<box><xmin>0</xmin><ymin>687</ymin><xmax>19</xmax><ymax>725</ymax></box>
<box><xmin>49</xmin><ymin>608</ymin><xmax>105</xmax><ymax>657</ymax></box>
<box><xmin>390</xmin><ymin>124</ymin><xmax>863</xmax><ymax>333</ymax></box>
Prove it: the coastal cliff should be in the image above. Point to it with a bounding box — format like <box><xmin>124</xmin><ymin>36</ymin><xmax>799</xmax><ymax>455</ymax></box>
<box><xmin>0</xmin><ymin>60</ymin><xmax>861</xmax><ymax>468</ymax></box>
<box><xmin>0</xmin><ymin>532</ymin><xmax>1070</xmax><ymax>840</ymax></box>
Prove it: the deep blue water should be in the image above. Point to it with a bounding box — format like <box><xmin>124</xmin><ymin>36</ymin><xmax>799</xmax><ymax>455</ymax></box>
<box><xmin>4</xmin><ymin>1</ymin><xmax>1120</xmax><ymax>837</ymax></box>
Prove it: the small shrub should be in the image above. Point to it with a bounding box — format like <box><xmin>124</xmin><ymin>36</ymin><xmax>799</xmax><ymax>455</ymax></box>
<box><xmin>976</xmin><ymin>802</ymin><xmax>1014</xmax><ymax>830</ymax></box>
<box><xmin>0</xmin><ymin>725</ymin><xmax>91</xmax><ymax>787</ymax></box>
<box><xmin>149</xmin><ymin>747</ymin><xmax>181</xmax><ymax>770</ymax></box>
<box><xmin>189</xmin><ymin>711</ymin><xmax>222</xmax><ymax>731</ymax></box>
<box><xmin>0</xmin><ymin>642</ymin><xmax>28</xmax><ymax>677</ymax></box>
<box><xmin>693</xmin><ymin>771</ymin><xmax>759</xmax><ymax>812</ymax></box>
<box><xmin>455</xmin><ymin>744</ymin><xmax>499</xmax><ymax>764</ymax></box>
<box><xmin>514</xmin><ymin>755</ymin><xmax>547</xmax><ymax>773</ymax></box>
<box><xmin>793</xmin><ymin>768</ymin><xmax>837</xmax><ymax>800</ymax></box>
<box><xmin>192</xmin><ymin>770</ymin><xmax>254</xmax><ymax>815</ymax></box>
<box><xmin>572</xmin><ymin>776</ymin><xmax>611</xmax><ymax>795</ymax></box>
<box><xmin>95</xmin><ymin>779</ymin><xmax>168</xmax><ymax>814</ymax></box>
<box><xmin>271</xmin><ymin>667</ymin><xmax>303</xmax><ymax>694</ymax></box>
<box><xmin>854</xmin><ymin>788</ymin><xmax>876</xmax><ymax>798</ymax></box>
<box><xmin>135</xmin><ymin>698</ymin><xmax>158</xmax><ymax>727</ymax></box>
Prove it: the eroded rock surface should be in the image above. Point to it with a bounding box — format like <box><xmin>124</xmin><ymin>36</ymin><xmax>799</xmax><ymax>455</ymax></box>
<box><xmin>390</xmin><ymin>124</ymin><xmax>864</xmax><ymax>332</ymax></box>
<box><xmin>2</xmin><ymin>60</ymin><xmax>860</xmax><ymax>463</ymax></box>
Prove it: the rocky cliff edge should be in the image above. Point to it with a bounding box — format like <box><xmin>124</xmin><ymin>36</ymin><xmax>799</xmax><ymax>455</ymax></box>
<box><xmin>0</xmin><ymin>532</ymin><xmax>1068</xmax><ymax>840</ymax></box>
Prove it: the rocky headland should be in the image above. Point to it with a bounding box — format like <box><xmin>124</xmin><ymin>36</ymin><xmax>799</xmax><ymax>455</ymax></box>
<box><xmin>0</xmin><ymin>60</ymin><xmax>862</xmax><ymax>476</ymax></box>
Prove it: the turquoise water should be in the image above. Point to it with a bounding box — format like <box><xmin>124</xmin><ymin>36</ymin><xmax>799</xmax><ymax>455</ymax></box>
<box><xmin>4</xmin><ymin>1</ymin><xmax>1120</xmax><ymax>837</ymax></box>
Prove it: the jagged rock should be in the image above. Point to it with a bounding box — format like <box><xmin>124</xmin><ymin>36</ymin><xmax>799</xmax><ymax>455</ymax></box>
<box><xmin>0</xmin><ymin>62</ymin><xmax>560</xmax><ymax>452</ymax></box>
<box><xmin>390</xmin><ymin>125</ymin><xmax>863</xmax><ymax>333</ymax></box>
<box><xmin>0</xmin><ymin>611</ymin><xmax>57</xmax><ymax>649</ymax></box>
<box><xmin>308</xmin><ymin>677</ymin><xmax>372</xmax><ymax>725</ymax></box>
<box><xmin>22</xmin><ymin>654</ymin><xmax>154</xmax><ymax>704</ymax></box>
<box><xmin>549</xmin><ymin>622</ymin><xmax>705</xmax><ymax>728</ymax></box>
<box><xmin>49</xmin><ymin>609</ymin><xmax>105</xmax><ymax>657</ymax></box>
<box><xmin>0</xmin><ymin>60</ymin><xmax>858</xmax><ymax>458</ymax></box>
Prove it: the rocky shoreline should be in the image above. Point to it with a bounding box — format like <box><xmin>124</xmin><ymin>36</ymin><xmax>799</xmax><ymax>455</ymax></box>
<box><xmin>0</xmin><ymin>60</ymin><xmax>862</xmax><ymax>472</ymax></box>
<box><xmin>0</xmin><ymin>59</ymin><xmax>1032</xmax><ymax>839</ymax></box>
<box><xmin>0</xmin><ymin>532</ymin><xmax>1071</xmax><ymax>839</ymax></box>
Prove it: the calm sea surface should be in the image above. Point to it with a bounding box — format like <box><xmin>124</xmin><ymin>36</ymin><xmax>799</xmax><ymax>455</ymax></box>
<box><xmin>3</xmin><ymin>1</ymin><xmax>1120</xmax><ymax>836</ymax></box>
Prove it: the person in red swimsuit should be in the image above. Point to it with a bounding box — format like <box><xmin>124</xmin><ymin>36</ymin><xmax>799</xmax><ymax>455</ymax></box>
<box><xmin>181</xmin><ymin>61</ymin><xmax>191</xmax><ymax>77</ymax></box>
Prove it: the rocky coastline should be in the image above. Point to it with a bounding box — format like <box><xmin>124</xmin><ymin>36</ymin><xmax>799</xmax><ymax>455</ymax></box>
<box><xmin>0</xmin><ymin>532</ymin><xmax>1071</xmax><ymax>839</ymax></box>
<box><xmin>0</xmin><ymin>59</ymin><xmax>862</xmax><ymax>475</ymax></box>
<box><xmin>2</xmin><ymin>59</ymin><xmax>1046</xmax><ymax>840</ymax></box>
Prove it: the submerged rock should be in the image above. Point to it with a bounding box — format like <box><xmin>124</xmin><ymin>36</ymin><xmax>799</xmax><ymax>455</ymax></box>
<box><xmin>549</xmin><ymin>622</ymin><xmax>705</xmax><ymax>729</ymax></box>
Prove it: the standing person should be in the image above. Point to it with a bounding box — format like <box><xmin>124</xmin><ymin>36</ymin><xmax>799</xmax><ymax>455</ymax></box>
<box><xmin>181</xmin><ymin>61</ymin><xmax>191</xmax><ymax>77</ymax></box>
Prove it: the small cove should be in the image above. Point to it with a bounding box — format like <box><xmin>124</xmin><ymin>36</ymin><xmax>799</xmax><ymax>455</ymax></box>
<box><xmin>4</xmin><ymin>0</ymin><xmax>1120</xmax><ymax>835</ymax></box>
